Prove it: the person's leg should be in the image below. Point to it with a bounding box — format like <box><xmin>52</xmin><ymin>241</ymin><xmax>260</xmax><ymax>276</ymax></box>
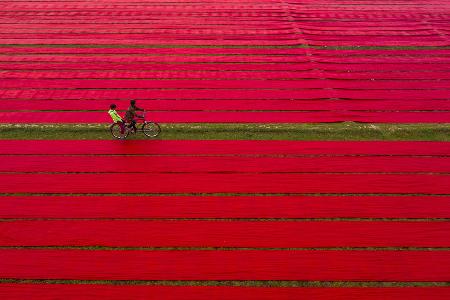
<box><xmin>132</xmin><ymin>120</ymin><xmax>137</xmax><ymax>133</ymax></box>
<box><xmin>118</xmin><ymin>121</ymin><xmax>125</xmax><ymax>134</ymax></box>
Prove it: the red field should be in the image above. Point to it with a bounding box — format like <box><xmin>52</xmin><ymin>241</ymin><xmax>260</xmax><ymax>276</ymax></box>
<box><xmin>0</xmin><ymin>0</ymin><xmax>449</xmax><ymax>123</ymax></box>
<box><xmin>1</xmin><ymin>140</ymin><xmax>449</xmax><ymax>298</ymax></box>
<box><xmin>1</xmin><ymin>0</ymin><xmax>450</xmax><ymax>299</ymax></box>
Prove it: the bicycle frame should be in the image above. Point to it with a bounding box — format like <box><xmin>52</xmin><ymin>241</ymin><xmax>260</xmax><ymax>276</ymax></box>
<box><xmin>125</xmin><ymin>111</ymin><xmax>147</xmax><ymax>126</ymax></box>
<box><xmin>110</xmin><ymin>110</ymin><xmax>160</xmax><ymax>139</ymax></box>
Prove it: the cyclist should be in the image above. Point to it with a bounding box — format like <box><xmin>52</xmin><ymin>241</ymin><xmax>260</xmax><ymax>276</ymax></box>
<box><xmin>125</xmin><ymin>99</ymin><xmax>145</xmax><ymax>133</ymax></box>
<box><xmin>108</xmin><ymin>104</ymin><xmax>125</xmax><ymax>134</ymax></box>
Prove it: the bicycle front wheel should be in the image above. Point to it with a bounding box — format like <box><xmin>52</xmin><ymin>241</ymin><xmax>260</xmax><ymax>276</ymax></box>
<box><xmin>110</xmin><ymin>123</ymin><xmax>129</xmax><ymax>139</ymax></box>
<box><xmin>142</xmin><ymin>122</ymin><xmax>161</xmax><ymax>137</ymax></box>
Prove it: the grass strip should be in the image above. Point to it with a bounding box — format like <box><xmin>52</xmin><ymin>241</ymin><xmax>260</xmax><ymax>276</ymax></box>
<box><xmin>1</xmin><ymin>123</ymin><xmax>449</xmax><ymax>141</ymax></box>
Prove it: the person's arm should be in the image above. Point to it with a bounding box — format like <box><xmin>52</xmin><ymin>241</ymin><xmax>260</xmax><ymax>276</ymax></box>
<box><xmin>135</xmin><ymin>106</ymin><xmax>145</xmax><ymax>118</ymax></box>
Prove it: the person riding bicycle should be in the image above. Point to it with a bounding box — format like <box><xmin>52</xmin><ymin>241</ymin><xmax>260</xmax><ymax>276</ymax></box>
<box><xmin>108</xmin><ymin>104</ymin><xmax>125</xmax><ymax>134</ymax></box>
<box><xmin>125</xmin><ymin>99</ymin><xmax>144</xmax><ymax>133</ymax></box>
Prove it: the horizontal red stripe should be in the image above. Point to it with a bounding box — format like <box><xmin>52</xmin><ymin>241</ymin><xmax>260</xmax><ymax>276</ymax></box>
<box><xmin>0</xmin><ymin>39</ymin><xmax>301</xmax><ymax>46</ymax></box>
<box><xmin>1</xmin><ymin>285</ymin><xmax>450</xmax><ymax>300</ymax></box>
<box><xmin>1</xmin><ymin>140</ymin><xmax>447</xmax><ymax>156</ymax></box>
<box><xmin>2</xmin><ymin>70</ymin><xmax>450</xmax><ymax>80</ymax></box>
<box><xmin>0</xmin><ymin>55</ymin><xmax>309</xmax><ymax>63</ymax></box>
<box><xmin>0</xmin><ymin>46</ymin><xmax>304</xmax><ymax>55</ymax></box>
<box><xmin>313</xmin><ymin>56</ymin><xmax>450</xmax><ymax>63</ymax></box>
<box><xmin>0</xmin><ymin>34</ymin><xmax>297</xmax><ymax>40</ymax></box>
<box><xmin>1</xmin><ymin>249</ymin><xmax>449</xmax><ymax>281</ymax></box>
<box><xmin>0</xmin><ymin>9</ymin><xmax>288</xmax><ymax>14</ymax></box>
<box><xmin>315</xmin><ymin>63</ymin><xmax>450</xmax><ymax>72</ymax></box>
<box><xmin>0</xmin><ymin>35</ymin><xmax>445</xmax><ymax>44</ymax></box>
<box><xmin>18</xmin><ymin>4</ymin><xmax>446</xmax><ymax>10</ymax></box>
<box><xmin>1</xmin><ymin>173</ymin><xmax>448</xmax><ymax>194</ymax></box>
<box><xmin>4</xmin><ymin>0</ymin><xmax>446</xmax><ymax>4</ymax></box>
<box><xmin>0</xmin><ymin>15</ymin><xmax>287</xmax><ymax>19</ymax></box>
<box><xmin>1</xmin><ymin>220</ymin><xmax>449</xmax><ymax>247</ymax></box>
<box><xmin>1</xmin><ymin>62</ymin><xmax>447</xmax><ymax>72</ymax></box>
<box><xmin>2</xmin><ymin>89</ymin><xmax>447</xmax><ymax>100</ymax></box>
<box><xmin>0</xmin><ymin>28</ymin><xmax>296</xmax><ymax>35</ymax></box>
<box><xmin>3</xmin><ymin>0</ymin><xmax>283</xmax><ymax>3</ymax></box>
<box><xmin>296</xmin><ymin>22</ymin><xmax>447</xmax><ymax>29</ymax></box>
<box><xmin>2</xmin><ymin>79</ymin><xmax>449</xmax><ymax>89</ymax></box>
<box><xmin>311</xmin><ymin>49</ymin><xmax>450</xmax><ymax>57</ymax></box>
<box><xmin>2</xmin><ymin>111</ymin><xmax>450</xmax><ymax>123</ymax></box>
<box><xmin>0</xmin><ymin>22</ymin><xmax>440</xmax><ymax>28</ymax></box>
<box><xmin>1</xmin><ymin>16</ymin><xmax>443</xmax><ymax>23</ymax></box>
<box><xmin>1</xmin><ymin>11</ymin><xmax>444</xmax><ymax>18</ymax></box>
<box><xmin>0</xmin><ymin>62</ymin><xmax>315</xmax><ymax>71</ymax></box>
<box><xmin>2</xmin><ymin>156</ymin><xmax>449</xmax><ymax>173</ymax></box>
<box><xmin>2</xmin><ymin>99</ymin><xmax>449</xmax><ymax>111</ymax></box>
<box><xmin>2</xmin><ymin>46</ymin><xmax>450</xmax><ymax>56</ymax></box>
<box><xmin>2</xmin><ymin>54</ymin><xmax>450</xmax><ymax>64</ymax></box>
<box><xmin>304</xmin><ymin>32</ymin><xmax>442</xmax><ymax>38</ymax></box>
<box><xmin>2</xmin><ymin>12</ymin><xmax>445</xmax><ymax>16</ymax></box>
<box><xmin>1</xmin><ymin>195</ymin><xmax>449</xmax><ymax>219</ymax></box>
<box><xmin>307</xmin><ymin>40</ymin><xmax>450</xmax><ymax>47</ymax></box>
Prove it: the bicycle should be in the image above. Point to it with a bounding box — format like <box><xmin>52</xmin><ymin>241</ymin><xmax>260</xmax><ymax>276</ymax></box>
<box><xmin>110</xmin><ymin>111</ymin><xmax>161</xmax><ymax>139</ymax></box>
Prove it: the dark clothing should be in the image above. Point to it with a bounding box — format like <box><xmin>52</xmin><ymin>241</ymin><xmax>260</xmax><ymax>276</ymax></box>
<box><xmin>128</xmin><ymin>119</ymin><xmax>137</xmax><ymax>133</ymax></box>
<box><xmin>117</xmin><ymin>121</ymin><xmax>125</xmax><ymax>134</ymax></box>
<box><xmin>125</xmin><ymin>105</ymin><xmax>144</xmax><ymax>122</ymax></box>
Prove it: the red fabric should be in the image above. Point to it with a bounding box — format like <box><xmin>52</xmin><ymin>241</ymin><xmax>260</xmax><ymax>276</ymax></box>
<box><xmin>0</xmin><ymin>39</ymin><xmax>300</xmax><ymax>46</ymax></box>
<box><xmin>1</xmin><ymin>173</ymin><xmax>448</xmax><ymax>194</ymax></box>
<box><xmin>318</xmin><ymin>72</ymin><xmax>450</xmax><ymax>80</ymax></box>
<box><xmin>1</xmin><ymin>70</ymin><xmax>450</xmax><ymax>80</ymax></box>
<box><xmin>5</xmin><ymin>53</ymin><xmax>450</xmax><ymax>63</ymax></box>
<box><xmin>0</xmin><ymin>47</ymin><xmax>309</xmax><ymax>55</ymax></box>
<box><xmin>1</xmin><ymin>1</ymin><xmax>449</xmax><ymax>123</ymax></box>
<box><xmin>1</xmin><ymin>195</ymin><xmax>449</xmax><ymax>219</ymax></box>
<box><xmin>1</xmin><ymin>0</ymin><xmax>448</xmax><ymax>47</ymax></box>
<box><xmin>310</xmin><ymin>49</ymin><xmax>450</xmax><ymax>56</ymax></box>
<box><xmin>2</xmin><ymin>155</ymin><xmax>449</xmax><ymax>173</ymax></box>
<box><xmin>2</xmin><ymin>78</ymin><xmax>449</xmax><ymax>89</ymax></box>
<box><xmin>330</xmin><ymin>89</ymin><xmax>448</xmax><ymax>100</ymax></box>
<box><xmin>1</xmin><ymin>29</ymin><xmax>447</xmax><ymax>47</ymax></box>
<box><xmin>1</xmin><ymin>111</ymin><xmax>450</xmax><ymax>123</ymax></box>
<box><xmin>313</xmin><ymin>62</ymin><xmax>450</xmax><ymax>71</ymax></box>
<box><xmin>0</xmin><ymin>55</ymin><xmax>310</xmax><ymax>64</ymax></box>
<box><xmin>306</xmin><ymin>40</ymin><xmax>449</xmax><ymax>47</ymax></box>
<box><xmin>1</xmin><ymin>285</ymin><xmax>449</xmax><ymax>300</ymax></box>
<box><xmin>3</xmin><ymin>54</ymin><xmax>450</xmax><ymax>64</ymax></box>
<box><xmin>1</xmin><ymin>140</ymin><xmax>448</xmax><ymax>156</ymax></box>
<box><xmin>2</xmin><ymin>88</ymin><xmax>447</xmax><ymax>100</ymax></box>
<box><xmin>0</xmin><ymin>62</ymin><xmax>314</xmax><ymax>71</ymax></box>
<box><xmin>0</xmin><ymin>62</ymin><xmax>447</xmax><ymax>71</ymax></box>
<box><xmin>2</xmin><ymin>88</ymin><xmax>448</xmax><ymax>100</ymax></box>
<box><xmin>2</xmin><ymin>99</ymin><xmax>450</xmax><ymax>111</ymax></box>
<box><xmin>313</xmin><ymin>56</ymin><xmax>450</xmax><ymax>63</ymax></box>
<box><xmin>1</xmin><ymin>249</ymin><xmax>449</xmax><ymax>281</ymax></box>
<box><xmin>1</xmin><ymin>220</ymin><xmax>449</xmax><ymax>248</ymax></box>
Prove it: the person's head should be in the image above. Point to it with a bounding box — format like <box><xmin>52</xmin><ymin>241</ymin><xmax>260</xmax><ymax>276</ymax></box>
<box><xmin>130</xmin><ymin>100</ymin><xmax>136</xmax><ymax>107</ymax></box>
<box><xmin>110</xmin><ymin>104</ymin><xmax>116</xmax><ymax>110</ymax></box>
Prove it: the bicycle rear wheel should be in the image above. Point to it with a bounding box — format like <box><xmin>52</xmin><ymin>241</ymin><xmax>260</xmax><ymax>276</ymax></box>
<box><xmin>110</xmin><ymin>123</ymin><xmax>129</xmax><ymax>139</ymax></box>
<box><xmin>142</xmin><ymin>122</ymin><xmax>161</xmax><ymax>137</ymax></box>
